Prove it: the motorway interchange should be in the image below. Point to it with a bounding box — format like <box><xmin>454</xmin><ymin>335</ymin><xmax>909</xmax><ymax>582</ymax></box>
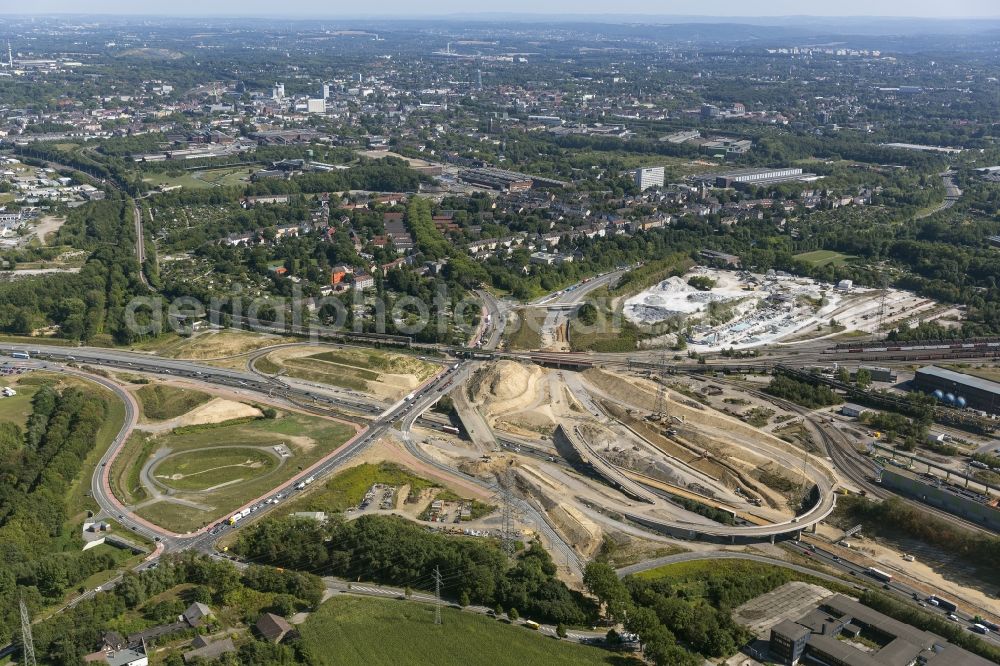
<box><xmin>3</xmin><ymin>322</ymin><xmax>999</xmax><ymax>642</ymax></box>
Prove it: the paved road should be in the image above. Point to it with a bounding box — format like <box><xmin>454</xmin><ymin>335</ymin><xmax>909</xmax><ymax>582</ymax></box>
<box><xmin>915</xmin><ymin>170</ymin><xmax>962</xmax><ymax>221</ymax></box>
<box><xmin>534</xmin><ymin>269</ymin><xmax>626</xmax><ymax>350</ymax></box>
<box><xmin>2</xmin><ymin>343</ymin><xmax>457</xmax><ymax>551</ymax></box>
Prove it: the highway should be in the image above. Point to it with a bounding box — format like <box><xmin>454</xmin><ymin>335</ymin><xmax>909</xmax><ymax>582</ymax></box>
<box><xmin>915</xmin><ymin>170</ymin><xmax>962</xmax><ymax>220</ymax></box>
<box><xmin>2</xmin><ymin>343</ymin><xmax>460</xmax><ymax>552</ymax></box>
<box><xmin>703</xmin><ymin>373</ymin><xmax>999</xmax><ymax>536</ymax></box>
<box><xmin>2</xmin><ymin>331</ymin><xmax>995</xmax><ymax>632</ymax></box>
<box><xmin>533</xmin><ymin>269</ymin><xmax>627</xmax><ymax>350</ymax></box>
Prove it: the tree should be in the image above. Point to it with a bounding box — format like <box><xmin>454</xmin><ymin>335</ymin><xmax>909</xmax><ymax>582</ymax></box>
<box><xmin>583</xmin><ymin>561</ymin><xmax>629</xmax><ymax>621</ymax></box>
<box><xmin>556</xmin><ymin>622</ymin><xmax>567</xmax><ymax>638</ymax></box>
<box><xmin>459</xmin><ymin>591</ymin><xmax>470</xmax><ymax>607</ymax></box>
<box><xmin>856</xmin><ymin>368</ymin><xmax>872</xmax><ymax>388</ymax></box>
<box><xmin>624</xmin><ymin>605</ymin><xmax>660</xmax><ymax>651</ymax></box>
<box><xmin>508</xmin><ymin>607</ymin><xmax>519</xmax><ymax>621</ymax></box>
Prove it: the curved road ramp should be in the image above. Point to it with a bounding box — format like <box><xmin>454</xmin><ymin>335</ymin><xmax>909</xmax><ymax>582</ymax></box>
<box><xmin>554</xmin><ymin>424</ymin><xmax>837</xmax><ymax>544</ymax></box>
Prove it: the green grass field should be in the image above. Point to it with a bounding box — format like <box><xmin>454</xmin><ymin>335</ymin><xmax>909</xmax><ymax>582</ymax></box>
<box><xmin>142</xmin><ymin>166</ymin><xmax>252</xmax><ymax>190</ymax></box>
<box><xmin>111</xmin><ymin>432</ymin><xmax>155</xmax><ymax>505</ymax></box>
<box><xmin>0</xmin><ymin>379</ymin><xmax>39</xmax><ymax>430</ymax></box>
<box><xmin>299</xmin><ymin>596</ymin><xmax>633</xmax><ymax>666</ymax></box>
<box><xmin>130</xmin><ymin>413</ymin><xmax>355</xmax><ymax>532</ymax></box>
<box><xmin>792</xmin><ymin>250</ymin><xmax>858</xmax><ymax>268</ymax></box>
<box><xmin>154</xmin><ymin>446</ymin><xmax>279</xmax><ymax>491</ymax></box>
<box><xmin>261</xmin><ymin>347</ymin><xmax>437</xmax><ymax>396</ymax></box>
<box><xmin>504</xmin><ymin>308</ymin><xmax>546</xmax><ymax>350</ymax></box>
<box><xmin>135</xmin><ymin>383</ymin><xmax>212</xmax><ymax>420</ymax></box>
<box><xmin>284</xmin><ymin>462</ymin><xmax>440</xmax><ymax>514</ymax></box>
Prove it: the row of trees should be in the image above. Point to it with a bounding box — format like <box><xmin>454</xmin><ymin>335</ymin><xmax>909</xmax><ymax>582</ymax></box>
<box><xmin>233</xmin><ymin>514</ymin><xmax>594</xmax><ymax>626</ymax></box>
<box><xmin>0</xmin><ymin>385</ymin><xmax>110</xmax><ymax>646</ymax></box>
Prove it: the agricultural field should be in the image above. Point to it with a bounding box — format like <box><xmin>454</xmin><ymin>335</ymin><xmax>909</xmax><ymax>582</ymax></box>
<box><xmin>299</xmin><ymin>596</ymin><xmax>631</xmax><ymax>666</ymax></box>
<box><xmin>115</xmin><ymin>411</ymin><xmax>356</xmax><ymax>533</ymax></box>
<box><xmin>792</xmin><ymin>250</ymin><xmax>858</xmax><ymax>268</ymax></box>
<box><xmin>135</xmin><ymin>383</ymin><xmax>212</xmax><ymax>421</ymax></box>
<box><xmin>258</xmin><ymin>346</ymin><xmax>439</xmax><ymax>400</ymax></box>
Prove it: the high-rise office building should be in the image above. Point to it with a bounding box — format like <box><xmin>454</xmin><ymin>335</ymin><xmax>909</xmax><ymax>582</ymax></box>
<box><xmin>634</xmin><ymin>166</ymin><xmax>665</xmax><ymax>190</ymax></box>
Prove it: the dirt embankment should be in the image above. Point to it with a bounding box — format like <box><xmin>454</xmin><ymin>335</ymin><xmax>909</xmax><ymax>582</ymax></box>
<box><xmin>470</xmin><ymin>360</ymin><xmax>544</xmax><ymax>416</ymax></box>
<box><xmin>137</xmin><ymin>398</ymin><xmax>263</xmax><ymax>433</ymax></box>
<box><xmin>513</xmin><ymin>465</ymin><xmax>603</xmax><ymax>558</ymax></box>
<box><xmin>583</xmin><ymin>368</ymin><xmax>836</xmax><ymax>481</ymax></box>
<box><xmin>467</xmin><ymin>361</ymin><xmax>562</xmax><ymax>438</ymax></box>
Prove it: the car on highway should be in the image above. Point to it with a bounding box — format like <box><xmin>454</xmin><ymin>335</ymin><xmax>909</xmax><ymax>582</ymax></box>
<box><xmin>947</xmin><ymin>613</ymin><xmax>959</xmax><ymax>622</ymax></box>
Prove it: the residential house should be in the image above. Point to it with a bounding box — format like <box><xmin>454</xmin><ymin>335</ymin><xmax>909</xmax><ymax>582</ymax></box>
<box><xmin>330</xmin><ymin>265</ymin><xmax>352</xmax><ymax>285</ymax></box>
<box><xmin>255</xmin><ymin>613</ymin><xmax>295</xmax><ymax>643</ymax></box>
<box><xmin>181</xmin><ymin>602</ymin><xmax>213</xmax><ymax>628</ymax></box>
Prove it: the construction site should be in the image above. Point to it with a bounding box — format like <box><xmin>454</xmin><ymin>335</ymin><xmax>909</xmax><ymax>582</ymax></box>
<box><xmin>623</xmin><ymin>267</ymin><xmax>951</xmax><ymax>352</ymax></box>
<box><xmin>404</xmin><ymin>359</ymin><xmax>838</xmax><ymax>565</ymax></box>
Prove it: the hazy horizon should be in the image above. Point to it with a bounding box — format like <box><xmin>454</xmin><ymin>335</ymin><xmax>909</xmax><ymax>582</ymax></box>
<box><xmin>5</xmin><ymin>0</ymin><xmax>1000</xmax><ymax>19</ymax></box>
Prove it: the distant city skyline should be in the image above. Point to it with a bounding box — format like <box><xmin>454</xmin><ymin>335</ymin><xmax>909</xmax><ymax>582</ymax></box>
<box><xmin>6</xmin><ymin>0</ymin><xmax>1000</xmax><ymax>19</ymax></box>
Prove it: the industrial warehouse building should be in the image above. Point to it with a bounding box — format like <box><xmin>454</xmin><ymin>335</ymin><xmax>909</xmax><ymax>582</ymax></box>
<box><xmin>912</xmin><ymin>365</ymin><xmax>1000</xmax><ymax>414</ymax></box>
<box><xmin>458</xmin><ymin>167</ymin><xmax>567</xmax><ymax>191</ymax></box>
<box><xmin>769</xmin><ymin>593</ymin><xmax>994</xmax><ymax>666</ymax></box>
<box><xmin>695</xmin><ymin>167</ymin><xmax>809</xmax><ymax>188</ymax></box>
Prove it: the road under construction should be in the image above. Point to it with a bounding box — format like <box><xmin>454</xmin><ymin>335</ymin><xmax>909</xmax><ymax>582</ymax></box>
<box><xmin>3</xmin><ymin>322</ymin><xmax>1000</xmax><ymax>639</ymax></box>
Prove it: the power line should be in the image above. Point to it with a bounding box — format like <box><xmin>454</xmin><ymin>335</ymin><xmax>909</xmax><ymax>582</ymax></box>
<box><xmin>19</xmin><ymin>598</ymin><xmax>36</xmax><ymax>666</ymax></box>
<box><xmin>433</xmin><ymin>565</ymin><xmax>443</xmax><ymax>626</ymax></box>
<box><xmin>494</xmin><ymin>470</ymin><xmax>519</xmax><ymax>558</ymax></box>
<box><xmin>653</xmin><ymin>348</ymin><xmax>669</xmax><ymax>420</ymax></box>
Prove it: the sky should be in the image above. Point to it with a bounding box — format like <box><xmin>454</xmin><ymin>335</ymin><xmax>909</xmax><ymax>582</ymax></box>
<box><xmin>8</xmin><ymin>0</ymin><xmax>1000</xmax><ymax>18</ymax></box>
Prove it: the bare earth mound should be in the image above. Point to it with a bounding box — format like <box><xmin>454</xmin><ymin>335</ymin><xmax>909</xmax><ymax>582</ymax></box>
<box><xmin>470</xmin><ymin>360</ymin><xmax>544</xmax><ymax>418</ymax></box>
<box><xmin>179</xmin><ymin>398</ymin><xmax>263</xmax><ymax>426</ymax></box>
